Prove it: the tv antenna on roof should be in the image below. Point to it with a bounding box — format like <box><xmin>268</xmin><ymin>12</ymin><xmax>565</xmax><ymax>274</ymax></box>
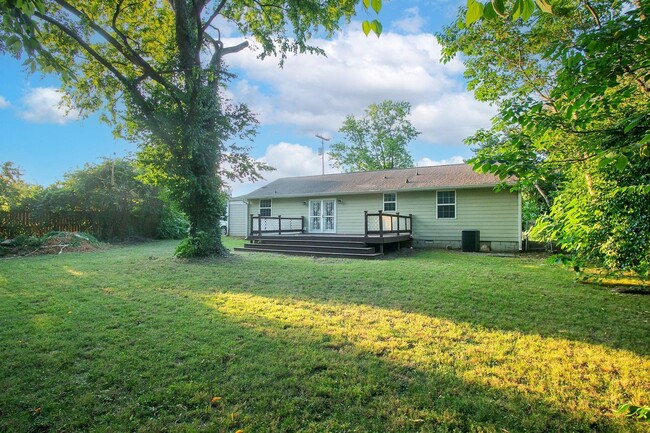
<box><xmin>315</xmin><ymin>133</ymin><xmax>330</xmax><ymax>175</ymax></box>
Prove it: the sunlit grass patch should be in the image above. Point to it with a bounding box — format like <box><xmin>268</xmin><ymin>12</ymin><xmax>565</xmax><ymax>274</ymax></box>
<box><xmin>207</xmin><ymin>292</ymin><xmax>649</xmax><ymax>427</ymax></box>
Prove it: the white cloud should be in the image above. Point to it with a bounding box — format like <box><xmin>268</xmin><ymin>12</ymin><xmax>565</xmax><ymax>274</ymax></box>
<box><xmin>222</xmin><ymin>25</ymin><xmax>489</xmax><ymax>146</ymax></box>
<box><xmin>411</xmin><ymin>93</ymin><xmax>496</xmax><ymax>145</ymax></box>
<box><xmin>417</xmin><ymin>156</ymin><xmax>465</xmax><ymax>166</ymax></box>
<box><xmin>19</xmin><ymin>87</ymin><xmax>80</xmax><ymax>124</ymax></box>
<box><xmin>392</xmin><ymin>7</ymin><xmax>425</xmax><ymax>34</ymax></box>
<box><xmin>0</xmin><ymin>96</ymin><xmax>10</xmax><ymax>109</ymax></box>
<box><xmin>228</xmin><ymin>142</ymin><xmax>341</xmax><ymax>197</ymax></box>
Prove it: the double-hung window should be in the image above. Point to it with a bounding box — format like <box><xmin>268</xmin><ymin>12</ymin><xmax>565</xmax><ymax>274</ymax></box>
<box><xmin>259</xmin><ymin>199</ymin><xmax>272</xmax><ymax>217</ymax></box>
<box><xmin>437</xmin><ymin>191</ymin><xmax>455</xmax><ymax>219</ymax></box>
<box><xmin>383</xmin><ymin>193</ymin><xmax>397</xmax><ymax>212</ymax></box>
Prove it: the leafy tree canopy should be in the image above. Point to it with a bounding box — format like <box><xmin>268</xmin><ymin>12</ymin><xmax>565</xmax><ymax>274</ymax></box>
<box><xmin>439</xmin><ymin>1</ymin><xmax>650</xmax><ymax>277</ymax></box>
<box><xmin>0</xmin><ymin>0</ymin><xmax>358</xmax><ymax>256</ymax></box>
<box><xmin>329</xmin><ymin>100</ymin><xmax>420</xmax><ymax>172</ymax></box>
<box><xmin>0</xmin><ymin>161</ymin><xmax>41</xmax><ymax>212</ymax></box>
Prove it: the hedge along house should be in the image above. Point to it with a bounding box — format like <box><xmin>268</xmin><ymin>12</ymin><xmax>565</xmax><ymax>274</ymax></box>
<box><xmin>231</xmin><ymin>164</ymin><xmax>521</xmax><ymax>258</ymax></box>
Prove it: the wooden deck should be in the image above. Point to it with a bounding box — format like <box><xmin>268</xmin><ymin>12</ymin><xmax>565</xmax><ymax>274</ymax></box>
<box><xmin>236</xmin><ymin>233</ymin><xmax>412</xmax><ymax>259</ymax></box>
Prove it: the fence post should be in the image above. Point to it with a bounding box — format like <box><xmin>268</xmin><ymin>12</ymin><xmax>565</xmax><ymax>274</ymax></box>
<box><xmin>278</xmin><ymin>215</ymin><xmax>282</xmax><ymax>235</ymax></box>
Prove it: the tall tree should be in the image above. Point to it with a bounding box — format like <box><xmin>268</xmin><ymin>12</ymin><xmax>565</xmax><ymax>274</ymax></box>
<box><xmin>439</xmin><ymin>1</ymin><xmax>650</xmax><ymax>276</ymax></box>
<box><xmin>0</xmin><ymin>161</ymin><xmax>40</xmax><ymax>212</ymax></box>
<box><xmin>0</xmin><ymin>0</ymin><xmax>358</xmax><ymax>256</ymax></box>
<box><xmin>329</xmin><ymin>100</ymin><xmax>420</xmax><ymax>172</ymax></box>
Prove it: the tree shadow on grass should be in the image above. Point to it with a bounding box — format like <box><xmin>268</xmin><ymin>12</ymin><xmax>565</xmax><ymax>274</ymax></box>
<box><xmin>1</xmin><ymin>279</ymin><xmax>639</xmax><ymax>433</ymax></box>
<box><xmin>177</xmin><ymin>250</ymin><xmax>650</xmax><ymax>358</ymax></box>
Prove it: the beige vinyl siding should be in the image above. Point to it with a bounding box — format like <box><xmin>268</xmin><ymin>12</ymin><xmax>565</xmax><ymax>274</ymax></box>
<box><xmin>246</xmin><ymin>188</ymin><xmax>518</xmax><ymax>243</ymax></box>
<box><xmin>398</xmin><ymin>189</ymin><xmax>518</xmax><ymax>242</ymax></box>
<box><xmin>336</xmin><ymin>194</ymin><xmax>381</xmax><ymax>234</ymax></box>
<box><xmin>247</xmin><ymin>198</ymin><xmax>307</xmax><ymax>231</ymax></box>
<box><xmin>227</xmin><ymin>200</ymin><xmax>249</xmax><ymax>236</ymax></box>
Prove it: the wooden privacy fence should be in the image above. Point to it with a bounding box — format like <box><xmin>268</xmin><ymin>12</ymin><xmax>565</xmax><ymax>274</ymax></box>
<box><xmin>0</xmin><ymin>211</ymin><xmax>160</xmax><ymax>241</ymax></box>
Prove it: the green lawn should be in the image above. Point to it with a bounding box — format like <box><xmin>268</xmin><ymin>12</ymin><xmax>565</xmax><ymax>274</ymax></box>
<box><xmin>1</xmin><ymin>239</ymin><xmax>648</xmax><ymax>432</ymax></box>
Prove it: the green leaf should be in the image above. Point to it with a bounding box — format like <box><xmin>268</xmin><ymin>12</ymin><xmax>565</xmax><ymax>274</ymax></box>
<box><xmin>465</xmin><ymin>0</ymin><xmax>484</xmax><ymax>26</ymax></box>
<box><xmin>615</xmin><ymin>155</ymin><xmax>629</xmax><ymax>171</ymax></box>
<box><xmin>483</xmin><ymin>2</ymin><xmax>498</xmax><ymax>20</ymax></box>
<box><xmin>597</xmin><ymin>155</ymin><xmax>613</xmax><ymax>169</ymax></box>
<box><xmin>535</xmin><ymin>0</ymin><xmax>553</xmax><ymax>14</ymax></box>
<box><xmin>362</xmin><ymin>0</ymin><xmax>370</xmax><ymax>9</ymax></box>
<box><xmin>371</xmin><ymin>0</ymin><xmax>382</xmax><ymax>14</ymax></box>
<box><xmin>623</xmin><ymin>115</ymin><xmax>644</xmax><ymax>133</ymax></box>
<box><xmin>371</xmin><ymin>20</ymin><xmax>382</xmax><ymax>37</ymax></box>
<box><xmin>36</xmin><ymin>0</ymin><xmax>46</xmax><ymax>15</ymax></box>
<box><xmin>512</xmin><ymin>0</ymin><xmax>535</xmax><ymax>21</ymax></box>
<box><xmin>362</xmin><ymin>20</ymin><xmax>371</xmax><ymax>36</ymax></box>
<box><xmin>492</xmin><ymin>0</ymin><xmax>506</xmax><ymax>16</ymax></box>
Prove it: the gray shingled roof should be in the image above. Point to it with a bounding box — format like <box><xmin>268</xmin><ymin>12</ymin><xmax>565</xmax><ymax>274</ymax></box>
<box><xmin>237</xmin><ymin>164</ymin><xmax>509</xmax><ymax>200</ymax></box>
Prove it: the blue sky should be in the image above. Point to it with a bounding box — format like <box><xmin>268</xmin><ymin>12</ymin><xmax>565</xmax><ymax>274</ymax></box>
<box><xmin>0</xmin><ymin>0</ymin><xmax>494</xmax><ymax>196</ymax></box>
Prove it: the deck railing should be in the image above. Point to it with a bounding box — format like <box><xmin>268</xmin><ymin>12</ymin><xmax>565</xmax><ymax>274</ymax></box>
<box><xmin>364</xmin><ymin>210</ymin><xmax>412</xmax><ymax>239</ymax></box>
<box><xmin>250</xmin><ymin>215</ymin><xmax>305</xmax><ymax>240</ymax></box>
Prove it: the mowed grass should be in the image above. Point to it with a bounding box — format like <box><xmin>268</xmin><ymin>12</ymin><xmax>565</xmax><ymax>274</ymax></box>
<box><xmin>1</xmin><ymin>239</ymin><xmax>649</xmax><ymax>433</ymax></box>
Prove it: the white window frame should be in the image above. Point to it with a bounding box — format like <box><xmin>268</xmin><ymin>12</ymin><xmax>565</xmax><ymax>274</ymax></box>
<box><xmin>383</xmin><ymin>193</ymin><xmax>397</xmax><ymax>212</ymax></box>
<box><xmin>436</xmin><ymin>190</ymin><xmax>456</xmax><ymax>219</ymax></box>
<box><xmin>259</xmin><ymin>199</ymin><xmax>272</xmax><ymax>217</ymax></box>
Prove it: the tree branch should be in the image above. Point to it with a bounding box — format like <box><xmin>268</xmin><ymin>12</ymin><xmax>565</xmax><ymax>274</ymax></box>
<box><xmin>202</xmin><ymin>0</ymin><xmax>227</xmax><ymax>33</ymax></box>
<box><xmin>33</xmin><ymin>12</ymin><xmax>173</xmax><ymax>146</ymax></box>
<box><xmin>53</xmin><ymin>0</ymin><xmax>182</xmax><ymax>103</ymax></box>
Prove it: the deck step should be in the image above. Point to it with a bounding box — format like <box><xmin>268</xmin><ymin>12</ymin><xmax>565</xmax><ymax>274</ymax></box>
<box><xmin>242</xmin><ymin>243</ymin><xmax>376</xmax><ymax>254</ymax></box>
<box><xmin>246</xmin><ymin>238</ymin><xmax>369</xmax><ymax>248</ymax></box>
<box><xmin>234</xmin><ymin>247</ymin><xmax>383</xmax><ymax>259</ymax></box>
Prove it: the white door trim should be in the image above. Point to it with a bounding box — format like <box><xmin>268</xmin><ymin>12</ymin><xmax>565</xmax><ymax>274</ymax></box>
<box><xmin>308</xmin><ymin>198</ymin><xmax>336</xmax><ymax>233</ymax></box>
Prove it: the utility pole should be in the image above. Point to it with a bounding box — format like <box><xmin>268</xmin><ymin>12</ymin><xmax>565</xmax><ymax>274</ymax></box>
<box><xmin>315</xmin><ymin>134</ymin><xmax>330</xmax><ymax>175</ymax></box>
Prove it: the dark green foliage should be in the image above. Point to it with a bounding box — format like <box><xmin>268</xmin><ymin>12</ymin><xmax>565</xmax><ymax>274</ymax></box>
<box><xmin>0</xmin><ymin>159</ymin><xmax>188</xmax><ymax>241</ymax></box>
<box><xmin>439</xmin><ymin>1</ymin><xmax>650</xmax><ymax>277</ymax></box>
<box><xmin>174</xmin><ymin>230</ymin><xmax>222</xmax><ymax>258</ymax></box>
<box><xmin>156</xmin><ymin>204</ymin><xmax>189</xmax><ymax>240</ymax></box>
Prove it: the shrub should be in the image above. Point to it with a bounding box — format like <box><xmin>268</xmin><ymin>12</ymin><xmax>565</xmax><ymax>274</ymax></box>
<box><xmin>174</xmin><ymin>231</ymin><xmax>218</xmax><ymax>258</ymax></box>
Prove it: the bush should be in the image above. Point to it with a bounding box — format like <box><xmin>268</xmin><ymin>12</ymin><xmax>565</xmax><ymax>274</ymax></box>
<box><xmin>12</xmin><ymin>234</ymin><xmax>43</xmax><ymax>248</ymax></box>
<box><xmin>174</xmin><ymin>231</ymin><xmax>219</xmax><ymax>258</ymax></box>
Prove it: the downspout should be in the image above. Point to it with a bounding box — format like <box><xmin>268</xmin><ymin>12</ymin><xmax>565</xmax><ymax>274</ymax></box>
<box><xmin>243</xmin><ymin>200</ymin><xmax>250</xmax><ymax>237</ymax></box>
<box><xmin>517</xmin><ymin>190</ymin><xmax>523</xmax><ymax>251</ymax></box>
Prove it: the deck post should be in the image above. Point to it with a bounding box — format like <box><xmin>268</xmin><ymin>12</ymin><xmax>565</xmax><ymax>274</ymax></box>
<box><xmin>301</xmin><ymin>216</ymin><xmax>305</xmax><ymax>233</ymax></box>
<box><xmin>396</xmin><ymin>212</ymin><xmax>400</xmax><ymax>235</ymax></box>
<box><xmin>378</xmin><ymin>210</ymin><xmax>384</xmax><ymax>242</ymax></box>
<box><xmin>258</xmin><ymin>214</ymin><xmax>262</xmax><ymax>242</ymax></box>
<box><xmin>278</xmin><ymin>215</ymin><xmax>282</xmax><ymax>235</ymax></box>
<box><xmin>409</xmin><ymin>214</ymin><xmax>413</xmax><ymax>234</ymax></box>
<box><xmin>364</xmin><ymin>211</ymin><xmax>368</xmax><ymax>236</ymax></box>
<box><xmin>250</xmin><ymin>214</ymin><xmax>254</xmax><ymax>242</ymax></box>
